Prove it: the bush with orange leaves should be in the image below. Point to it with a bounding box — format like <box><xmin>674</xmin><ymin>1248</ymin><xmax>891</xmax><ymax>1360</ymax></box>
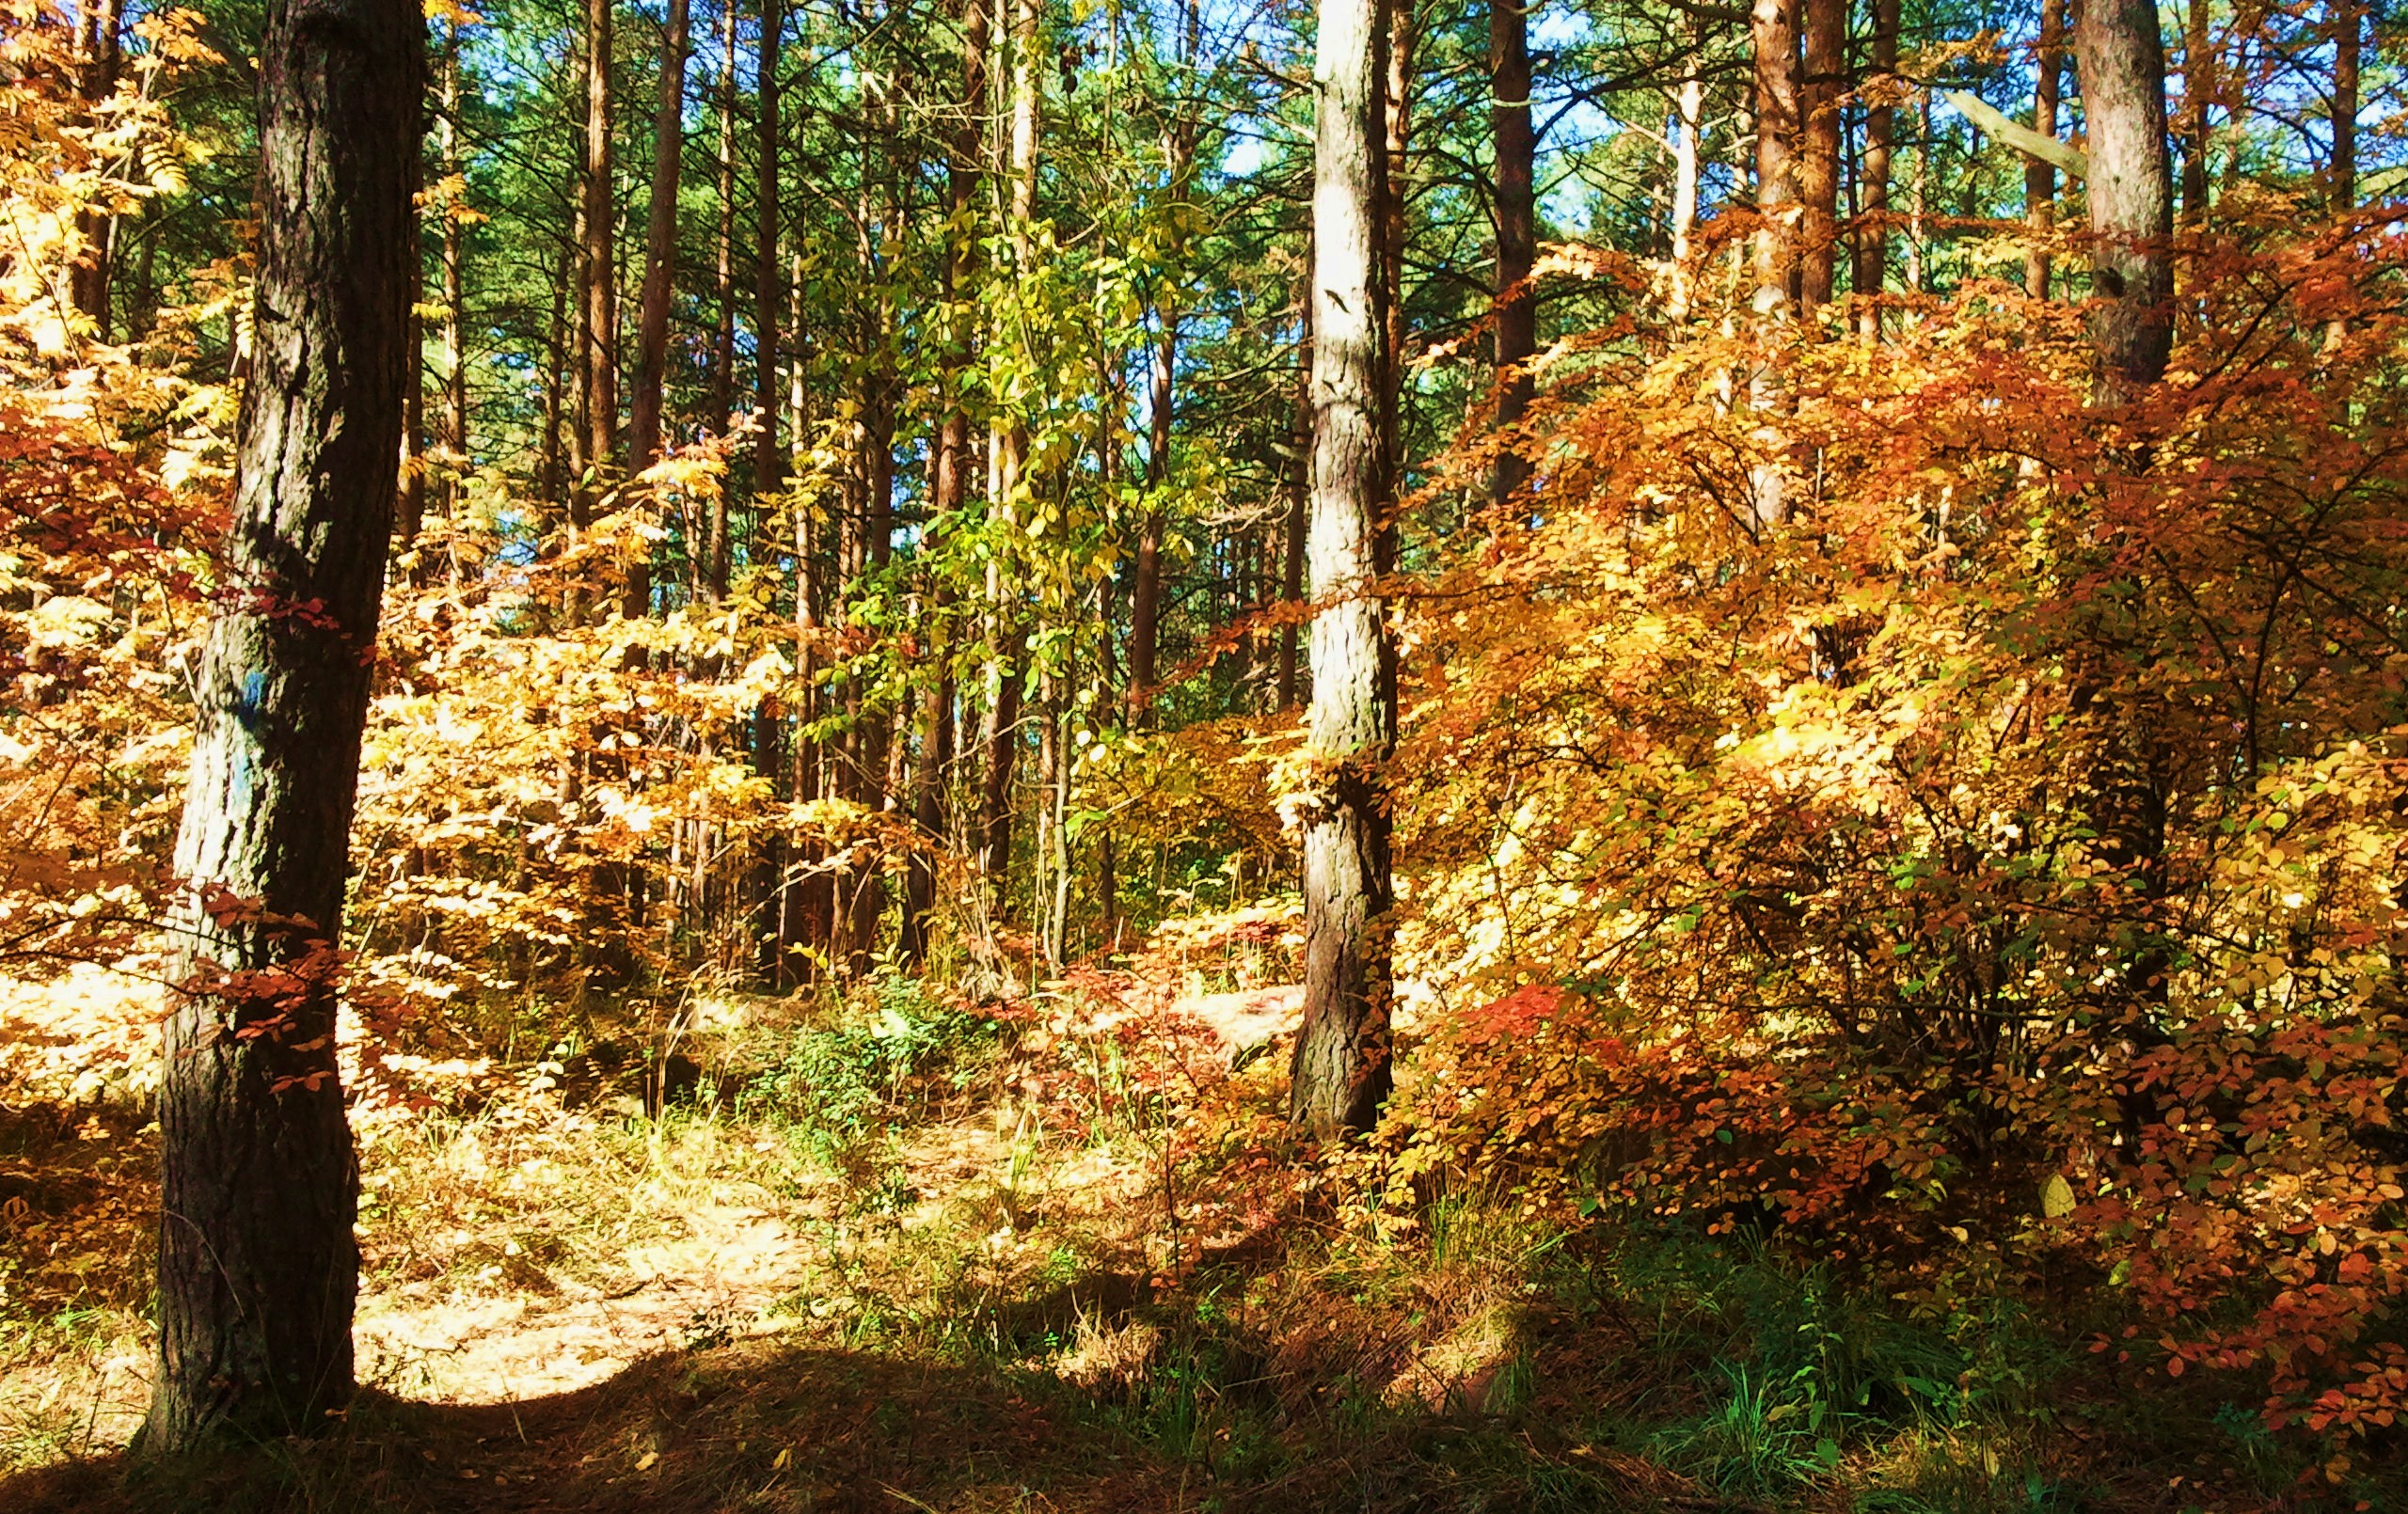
<box><xmin>1386</xmin><ymin>207</ymin><xmax>2408</xmax><ymax>1453</ymax></box>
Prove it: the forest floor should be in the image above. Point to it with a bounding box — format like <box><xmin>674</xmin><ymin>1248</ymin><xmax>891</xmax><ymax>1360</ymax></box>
<box><xmin>0</xmin><ymin>911</ymin><xmax>2366</xmax><ymax>1513</ymax></box>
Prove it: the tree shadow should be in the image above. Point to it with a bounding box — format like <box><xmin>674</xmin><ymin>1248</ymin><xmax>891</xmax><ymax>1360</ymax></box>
<box><xmin>0</xmin><ymin>1336</ymin><xmax>1196</xmax><ymax>1513</ymax></box>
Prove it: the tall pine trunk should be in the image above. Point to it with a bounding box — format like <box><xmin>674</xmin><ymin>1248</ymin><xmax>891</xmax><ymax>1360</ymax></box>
<box><xmin>1797</xmin><ymin>0</ymin><xmax>1843</xmax><ymax>309</ymax></box>
<box><xmin>145</xmin><ymin>0</ymin><xmax>420</xmax><ymax>1452</ymax></box>
<box><xmin>1291</xmin><ymin>0</ymin><xmax>1396</xmax><ymax>1135</ymax></box>
<box><xmin>629</xmin><ymin>0</ymin><xmax>690</xmax><ymax>474</ymax></box>
<box><xmin>1855</xmin><ymin>0</ymin><xmax>1898</xmax><ymax>339</ymax></box>
<box><xmin>1489</xmin><ymin>0</ymin><xmax>1534</xmax><ymax>505</ymax></box>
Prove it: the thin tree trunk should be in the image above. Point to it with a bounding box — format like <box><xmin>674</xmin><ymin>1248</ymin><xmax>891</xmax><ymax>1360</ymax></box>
<box><xmin>1668</xmin><ymin>71</ymin><xmax>1703</xmax><ymax>321</ymax></box>
<box><xmin>2178</xmin><ymin>0</ymin><xmax>2212</xmax><ymax>223</ymax></box>
<box><xmin>754</xmin><ymin>0</ymin><xmax>784</xmax><ymax>500</ymax></box>
<box><xmin>70</xmin><ymin>0</ymin><xmax>123</xmax><ymax>330</ymax></box>
<box><xmin>145</xmin><ymin>0</ymin><xmax>420</xmax><ymax>1450</ymax></box>
<box><xmin>1490</xmin><ymin>0</ymin><xmax>1533</xmax><ymax>505</ymax></box>
<box><xmin>1798</xmin><ymin>0</ymin><xmax>1843</xmax><ymax>310</ymax></box>
<box><xmin>1748</xmin><ymin>0</ymin><xmax>1798</xmax><ymax>526</ymax></box>
<box><xmin>1276</xmin><ymin>313</ymin><xmax>1309</xmax><ymax>710</ymax></box>
<box><xmin>1290</xmin><ymin>0</ymin><xmax>1395</xmax><ymax>1136</ymax></box>
<box><xmin>2025</xmin><ymin>0</ymin><xmax>2065</xmax><ymax>298</ymax></box>
<box><xmin>2077</xmin><ymin>0</ymin><xmax>2174</xmax><ymax>403</ymax></box>
<box><xmin>2330</xmin><ymin>0</ymin><xmax>2358</xmax><ymax>213</ymax></box>
<box><xmin>582</xmin><ymin>0</ymin><xmax>619</xmax><ymax>495</ymax></box>
<box><xmin>904</xmin><ymin>0</ymin><xmax>990</xmax><ymax>965</ymax></box>
<box><xmin>1856</xmin><ymin>0</ymin><xmax>1898</xmax><ymax>339</ymax></box>
<box><xmin>702</xmin><ymin>5</ymin><xmax>737</xmax><ymax>598</ymax></box>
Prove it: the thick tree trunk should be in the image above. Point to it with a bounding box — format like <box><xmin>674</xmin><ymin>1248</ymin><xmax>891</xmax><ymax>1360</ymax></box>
<box><xmin>2025</xmin><ymin>0</ymin><xmax>2066</xmax><ymax>298</ymax></box>
<box><xmin>1489</xmin><ymin>0</ymin><xmax>1533</xmax><ymax>505</ymax></box>
<box><xmin>144</xmin><ymin>0</ymin><xmax>420</xmax><ymax>1453</ymax></box>
<box><xmin>630</xmin><ymin>0</ymin><xmax>689</xmax><ymax>474</ymax></box>
<box><xmin>1797</xmin><ymin>0</ymin><xmax>1843</xmax><ymax>309</ymax></box>
<box><xmin>2077</xmin><ymin>0</ymin><xmax>2174</xmax><ymax>403</ymax></box>
<box><xmin>1856</xmin><ymin>0</ymin><xmax>1898</xmax><ymax>339</ymax></box>
<box><xmin>1129</xmin><ymin>317</ymin><xmax>1170</xmax><ymax>722</ymax></box>
<box><xmin>1291</xmin><ymin>0</ymin><xmax>1396</xmax><ymax>1135</ymax></box>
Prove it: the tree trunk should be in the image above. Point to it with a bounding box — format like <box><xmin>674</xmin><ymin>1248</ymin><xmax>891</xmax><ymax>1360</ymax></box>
<box><xmin>1130</xmin><ymin>317</ymin><xmax>1170</xmax><ymax>722</ymax></box>
<box><xmin>1291</xmin><ymin>0</ymin><xmax>1395</xmax><ymax>1135</ymax></box>
<box><xmin>1276</xmin><ymin>314</ymin><xmax>1309</xmax><ymax>710</ymax></box>
<box><xmin>1798</xmin><ymin>0</ymin><xmax>1843</xmax><ymax>310</ymax></box>
<box><xmin>2025</xmin><ymin>0</ymin><xmax>2066</xmax><ymax>298</ymax></box>
<box><xmin>70</xmin><ymin>0</ymin><xmax>123</xmax><ymax>331</ymax></box>
<box><xmin>1489</xmin><ymin>0</ymin><xmax>1534</xmax><ymax>505</ymax></box>
<box><xmin>1668</xmin><ymin>71</ymin><xmax>1703</xmax><ymax>320</ymax></box>
<box><xmin>629</xmin><ymin>0</ymin><xmax>689</xmax><ymax>474</ymax></box>
<box><xmin>2330</xmin><ymin>0</ymin><xmax>2357</xmax><ymax>213</ymax></box>
<box><xmin>2077</xmin><ymin>0</ymin><xmax>2174</xmax><ymax>403</ymax></box>
<box><xmin>144</xmin><ymin>0</ymin><xmax>420</xmax><ymax>1452</ymax></box>
<box><xmin>582</xmin><ymin>0</ymin><xmax>619</xmax><ymax>496</ymax></box>
<box><xmin>2178</xmin><ymin>0</ymin><xmax>2211</xmax><ymax>224</ymax></box>
<box><xmin>1751</xmin><ymin>0</ymin><xmax>1798</xmax><ymax>316</ymax></box>
<box><xmin>1855</xmin><ymin>0</ymin><xmax>1898</xmax><ymax>339</ymax></box>
<box><xmin>904</xmin><ymin>0</ymin><xmax>990</xmax><ymax>965</ymax></box>
<box><xmin>753</xmin><ymin>0</ymin><xmax>784</xmax><ymax>500</ymax></box>
<box><xmin>1747</xmin><ymin>0</ymin><xmax>1798</xmax><ymax>527</ymax></box>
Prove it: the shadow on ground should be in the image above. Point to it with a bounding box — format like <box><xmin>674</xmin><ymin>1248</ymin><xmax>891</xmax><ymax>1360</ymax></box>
<box><xmin>0</xmin><ymin>1329</ymin><xmax>1704</xmax><ymax>1514</ymax></box>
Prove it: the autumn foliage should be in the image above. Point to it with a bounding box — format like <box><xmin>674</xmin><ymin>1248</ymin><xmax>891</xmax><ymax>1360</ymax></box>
<box><xmin>1391</xmin><ymin>207</ymin><xmax>2408</xmax><ymax>1452</ymax></box>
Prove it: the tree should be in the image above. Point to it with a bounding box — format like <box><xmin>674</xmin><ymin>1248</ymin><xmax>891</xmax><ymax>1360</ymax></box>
<box><xmin>1291</xmin><ymin>0</ymin><xmax>1396</xmax><ymax>1134</ymax></box>
<box><xmin>2076</xmin><ymin>0</ymin><xmax>2174</xmax><ymax>402</ymax></box>
<box><xmin>1490</xmin><ymin>0</ymin><xmax>1534</xmax><ymax>503</ymax></box>
<box><xmin>145</xmin><ymin>0</ymin><xmax>421</xmax><ymax>1452</ymax></box>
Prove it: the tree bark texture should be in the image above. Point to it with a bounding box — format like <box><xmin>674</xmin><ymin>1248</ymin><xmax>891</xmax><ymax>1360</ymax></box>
<box><xmin>753</xmin><ymin>0</ymin><xmax>784</xmax><ymax>498</ymax></box>
<box><xmin>630</xmin><ymin>0</ymin><xmax>689</xmax><ymax>473</ymax></box>
<box><xmin>2076</xmin><ymin>0</ymin><xmax>2175</xmax><ymax>403</ymax></box>
<box><xmin>2025</xmin><ymin>0</ymin><xmax>2066</xmax><ymax>298</ymax></box>
<box><xmin>1750</xmin><ymin>0</ymin><xmax>1798</xmax><ymax>317</ymax></box>
<box><xmin>1489</xmin><ymin>0</ymin><xmax>1534</xmax><ymax>505</ymax></box>
<box><xmin>581</xmin><ymin>0</ymin><xmax>618</xmax><ymax>490</ymax></box>
<box><xmin>146</xmin><ymin>0</ymin><xmax>420</xmax><ymax>1453</ymax></box>
<box><xmin>1291</xmin><ymin>0</ymin><xmax>1396</xmax><ymax>1135</ymax></box>
<box><xmin>2330</xmin><ymin>0</ymin><xmax>2358</xmax><ymax>212</ymax></box>
<box><xmin>1855</xmin><ymin>0</ymin><xmax>1898</xmax><ymax>339</ymax></box>
<box><xmin>1797</xmin><ymin>0</ymin><xmax>1843</xmax><ymax>309</ymax></box>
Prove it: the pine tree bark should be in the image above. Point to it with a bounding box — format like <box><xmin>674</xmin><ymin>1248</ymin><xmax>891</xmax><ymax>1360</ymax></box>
<box><xmin>581</xmin><ymin>0</ymin><xmax>619</xmax><ymax>493</ymax></box>
<box><xmin>629</xmin><ymin>0</ymin><xmax>689</xmax><ymax>474</ymax></box>
<box><xmin>1291</xmin><ymin>0</ymin><xmax>1396</xmax><ymax>1135</ymax></box>
<box><xmin>144</xmin><ymin>0</ymin><xmax>420</xmax><ymax>1453</ymax></box>
<box><xmin>1855</xmin><ymin>0</ymin><xmax>1898</xmax><ymax>339</ymax></box>
<box><xmin>2329</xmin><ymin>0</ymin><xmax>2358</xmax><ymax>213</ymax></box>
<box><xmin>903</xmin><ymin>0</ymin><xmax>989</xmax><ymax>965</ymax></box>
<box><xmin>753</xmin><ymin>0</ymin><xmax>784</xmax><ymax>499</ymax></box>
<box><xmin>1797</xmin><ymin>0</ymin><xmax>1843</xmax><ymax>309</ymax></box>
<box><xmin>1750</xmin><ymin>0</ymin><xmax>1798</xmax><ymax>315</ymax></box>
<box><xmin>1489</xmin><ymin>0</ymin><xmax>1534</xmax><ymax>505</ymax></box>
<box><xmin>2076</xmin><ymin>0</ymin><xmax>2174</xmax><ymax>403</ymax></box>
<box><xmin>2178</xmin><ymin>0</ymin><xmax>2212</xmax><ymax>224</ymax></box>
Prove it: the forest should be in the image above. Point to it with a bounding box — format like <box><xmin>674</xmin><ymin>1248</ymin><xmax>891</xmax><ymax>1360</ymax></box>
<box><xmin>0</xmin><ymin>0</ymin><xmax>2403</xmax><ymax>1506</ymax></box>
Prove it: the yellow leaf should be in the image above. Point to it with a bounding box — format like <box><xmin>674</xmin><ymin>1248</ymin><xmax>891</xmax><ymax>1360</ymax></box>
<box><xmin>2040</xmin><ymin>1175</ymin><xmax>2074</xmax><ymax>1219</ymax></box>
